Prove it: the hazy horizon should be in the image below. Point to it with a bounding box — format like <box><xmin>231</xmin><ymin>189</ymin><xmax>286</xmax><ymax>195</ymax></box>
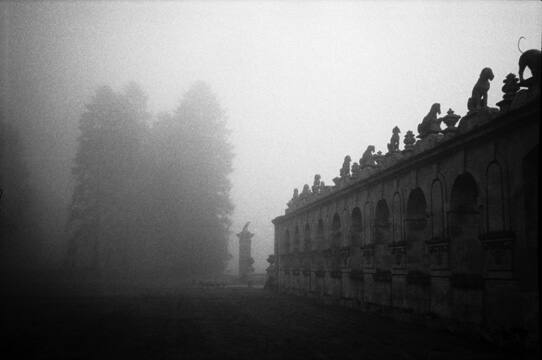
<box><xmin>1</xmin><ymin>0</ymin><xmax>541</xmax><ymax>273</ymax></box>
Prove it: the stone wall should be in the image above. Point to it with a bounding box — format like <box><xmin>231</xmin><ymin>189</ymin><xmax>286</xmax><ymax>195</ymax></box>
<box><xmin>272</xmin><ymin>79</ymin><xmax>539</xmax><ymax>341</ymax></box>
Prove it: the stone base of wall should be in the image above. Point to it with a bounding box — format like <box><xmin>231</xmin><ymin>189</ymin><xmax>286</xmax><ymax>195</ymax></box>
<box><xmin>276</xmin><ymin>272</ymin><xmax>539</xmax><ymax>349</ymax></box>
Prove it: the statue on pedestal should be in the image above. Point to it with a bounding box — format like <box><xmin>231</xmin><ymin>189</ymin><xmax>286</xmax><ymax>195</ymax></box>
<box><xmin>340</xmin><ymin>155</ymin><xmax>351</xmax><ymax>178</ymax></box>
<box><xmin>237</xmin><ymin>222</ymin><xmax>255</xmax><ymax>282</ymax></box>
<box><xmin>359</xmin><ymin>145</ymin><xmax>376</xmax><ymax>169</ymax></box>
<box><xmin>312</xmin><ymin>174</ymin><xmax>321</xmax><ymax>194</ymax></box>
<box><xmin>417</xmin><ymin>103</ymin><xmax>442</xmax><ymax>139</ymax></box>
<box><xmin>387</xmin><ymin>126</ymin><xmax>401</xmax><ymax>153</ymax></box>
<box><xmin>467</xmin><ymin>67</ymin><xmax>494</xmax><ymax>112</ymax></box>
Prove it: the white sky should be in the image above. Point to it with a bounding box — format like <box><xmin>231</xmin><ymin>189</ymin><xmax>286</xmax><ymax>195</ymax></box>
<box><xmin>2</xmin><ymin>1</ymin><xmax>541</xmax><ymax>272</ymax></box>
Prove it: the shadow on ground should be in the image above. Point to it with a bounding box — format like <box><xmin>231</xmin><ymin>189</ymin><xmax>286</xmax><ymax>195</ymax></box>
<box><xmin>1</xmin><ymin>287</ymin><xmax>530</xmax><ymax>359</ymax></box>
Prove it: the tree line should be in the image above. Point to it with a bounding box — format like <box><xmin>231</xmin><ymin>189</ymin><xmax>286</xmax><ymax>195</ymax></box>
<box><xmin>65</xmin><ymin>81</ymin><xmax>233</xmax><ymax>279</ymax></box>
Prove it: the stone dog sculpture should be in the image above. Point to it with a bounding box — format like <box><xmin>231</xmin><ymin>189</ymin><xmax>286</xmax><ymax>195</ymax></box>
<box><xmin>387</xmin><ymin>126</ymin><xmax>401</xmax><ymax>153</ymax></box>
<box><xmin>517</xmin><ymin>37</ymin><xmax>541</xmax><ymax>89</ymax></box>
<box><xmin>467</xmin><ymin>67</ymin><xmax>494</xmax><ymax>112</ymax></box>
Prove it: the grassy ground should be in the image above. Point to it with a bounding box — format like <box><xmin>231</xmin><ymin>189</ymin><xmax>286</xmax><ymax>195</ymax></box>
<box><xmin>1</xmin><ymin>286</ymin><xmax>530</xmax><ymax>359</ymax></box>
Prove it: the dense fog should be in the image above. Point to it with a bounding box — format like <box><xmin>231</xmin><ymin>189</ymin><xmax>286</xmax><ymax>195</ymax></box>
<box><xmin>1</xmin><ymin>1</ymin><xmax>541</xmax><ymax>292</ymax></box>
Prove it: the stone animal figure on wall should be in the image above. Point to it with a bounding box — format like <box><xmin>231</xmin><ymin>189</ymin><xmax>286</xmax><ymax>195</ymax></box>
<box><xmin>417</xmin><ymin>103</ymin><xmax>441</xmax><ymax>138</ymax></box>
<box><xmin>467</xmin><ymin>67</ymin><xmax>494</xmax><ymax>112</ymax></box>
<box><xmin>312</xmin><ymin>174</ymin><xmax>321</xmax><ymax>194</ymax></box>
<box><xmin>387</xmin><ymin>126</ymin><xmax>401</xmax><ymax>153</ymax></box>
<box><xmin>517</xmin><ymin>37</ymin><xmax>541</xmax><ymax>90</ymax></box>
<box><xmin>359</xmin><ymin>145</ymin><xmax>376</xmax><ymax>168</ymax></box>
<box><xmin>340</xmin><ymin>155</ymin><xmax>351</xmax><ymax>177</ymax></box>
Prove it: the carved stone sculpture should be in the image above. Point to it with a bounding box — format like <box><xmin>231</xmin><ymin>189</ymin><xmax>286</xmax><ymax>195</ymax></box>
<box><xmin>340</xmin><ymin>155</ymin><xmax>351</xmax><ymax>178</ymax></box>
<box><xmin>441</xmin><ymin>108</ymin><xmax>461</xmax><ymax>134</ymax></box>
<box><xmin>319</xmin><ymin>181</ymin><xmax>326</xmax><ymax>193</ymax></box>
<box><xmin>300</xmin><ymin>184</ymin><xmax>311</xmax><ymax>199</ymax></box>
<box><xmin>403</xmin><ymin>130</ymin><xmax>416</xmax><ymax>150</ymax></box>
<box><xmin>387</xmin><ymin>126</ymin><xmax>401</xmax><ymax>153</ymax></box>
<box><xmin>518</xmin><ymin>47</ymin><xmax>541</xmax><ymax>90</ymax></box>
<box><xmin>467</xmin><ymin>67</ymin><xmax>494</xmax><ymax>112</ymax></box>
<box><xmin>497</xmin><ymin>74</ymin><xmax>520</xmax><ymax>112</ymax></box>
<box><xmin>287</xmin><ymin>188</ymin><xmax>299</xmax><ymax>208</ymax></box>
<box><xmin>417</xmin><ymin>103</ymin><xmax>442</xmax><ymax>139</ymax></box>
<box><xmin>374</xmin><ymin>151</ymin><xmax>385</xmax><ymax>166</ymax></box>
<box><xmin>351</xmin><ymin>162</ymin><xmax>361</xmax><ymax>177</ymax></box>
<box><xmin>312</xmin><ymin>174</ymin><xmax>321</xmax><ymax>194</ymax></box>
<box><xmin>359</xmin><ymin>145</ymin><xmax>376</xmax><ymax>168</ymax></box>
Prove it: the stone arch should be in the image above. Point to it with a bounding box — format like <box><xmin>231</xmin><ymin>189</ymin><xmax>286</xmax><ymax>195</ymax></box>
<box><xmin>523</xmin><ymin>146</ymin><xmax>538</xmax><ymax>247</ymax></box>
<box><xmin>331</xmin><ymin>213</ymin><xmax>342</xmax><ymax>248</ymax></box>
<box><xmin>303</xmin><ymin>223</ymin><xmax>311</xmax><ymax>251</ymax></box>
<box><xmin>375</xmin><ymin>199</ymin><xmax>391</xmax><ymax>244</ymax></box>
<box><xmin>350</xmin><ymin>207</ymin><xmax>362</xmax><ymax>246</ymax></box>
<box><xmin>316</xmin><ymin>218</ymin><xmax>325</xmax><ymax>250</ymax></box>
<box><xmin>363</xmin><ymin>201</ymin><xmax>374</xmax><ymax>245</ymax></box>
<box><xmin>485</xmin><ymin>161</ymin><xmax>506</xmax><ymax>233</ymax></box>
<box><xmin>392</xmin><ymin>192</ymin><xmax>403</xmax><ymax>243</ymax></box>
<box><xmin>406</xmin><ymin>188</ymin><xmax>428</xmax><ymax>269</ymax></box>
<box><xmin>431</xmin><ymin>179</ymin><xmax>446</xmax><ymax>241</ymax></box>
<box><xmin>449</xmin><ymin>172</ymin><xmax>482</xmax><ymax>274</ymax></box>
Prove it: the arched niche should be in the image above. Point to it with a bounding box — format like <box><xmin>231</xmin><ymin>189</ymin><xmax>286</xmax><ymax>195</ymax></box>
<box><xmin>375</xmin><ymin>199</ymin><xmax>391</xmax><ymax>244</ymax></box>
<box><xmin>449</xmin><ymin>172</ymin><xmax>482</xmax><ymax>274</ymax></box>
<box><xmin>363</xmin><ymin>201</ymin><xmax>374</xmax><ymax>246</ymax></box>
<box><xmin>523</xmin><ymin>146</ymin><xmax>538</xmax><ymax>247</ymax></box>
<box><xmin>485</xmin><ymin>161</ymin><xmax>506</xmax><ymax>234</ymax></box>
<box><xmin>406</xmin><ymin>188</ymin><xmax>428</xmax><ymax>269</ymax></box>
<box><xmin>284</xmin><ymin>230</ymin><xmax>290</xmax><ymax>254</ymax></box>
<box><xmin>431</xmin><ymin>179</ymin><xmax>446</xmax><ymax>241</ymax></box>
<box><xmin>316</xmin><ymin>219</ymin><xmax>325</xmax><ymax>250</ymax></box>
<box><xmin>293</xmin><ymin>225</ymin><xmax>300</xmax><ymax>252</ymax></box>
<box><xmin>392</xmin><ymin>192</ymin><xmax>403</xmax><ymax>243</ymax></box>
<box><xmin>303</xmin><ymin>223</ymin><xmax>311</xmax><ymax>251</ymax></box>
<box><xmin>351</xmin><ymin>207</ymin><xmax>362</xmax><ymax>246</ymax></box>
<box><xmin>331</xmin><ymin>213</ymin><xmax>341</xmax><ymax>248</ymax></box>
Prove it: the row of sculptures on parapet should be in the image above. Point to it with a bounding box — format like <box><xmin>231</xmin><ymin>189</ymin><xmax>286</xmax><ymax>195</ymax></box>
<box><xmin>286</xmin><ymin>47</ymin><xmax>540</xmax><ymax>211</ymax></box>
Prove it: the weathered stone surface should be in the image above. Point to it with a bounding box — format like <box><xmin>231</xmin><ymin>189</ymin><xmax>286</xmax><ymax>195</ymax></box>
<box><xmin>273</xmin><ymin>57</ymin><xmax>539</xmax><ymax>342</ymax></box>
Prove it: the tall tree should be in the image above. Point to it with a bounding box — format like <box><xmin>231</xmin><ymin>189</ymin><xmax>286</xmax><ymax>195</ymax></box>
<box><xmin>66</xmin><ymin>84</ymin><xmax>148</xmax><ymax>272</ymax></box>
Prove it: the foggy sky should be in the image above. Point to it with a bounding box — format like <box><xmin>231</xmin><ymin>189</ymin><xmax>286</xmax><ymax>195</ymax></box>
<box><xmin>1</xmin><ymin>1</ymin><xmax>541</xmax><ymax>272</ymax></box>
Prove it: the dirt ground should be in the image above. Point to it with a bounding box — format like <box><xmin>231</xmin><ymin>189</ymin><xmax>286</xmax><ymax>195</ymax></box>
<box><xmin>1</xmin><ymin>287</ymin><xmax>531</xmax><ymax>359</ymax></box>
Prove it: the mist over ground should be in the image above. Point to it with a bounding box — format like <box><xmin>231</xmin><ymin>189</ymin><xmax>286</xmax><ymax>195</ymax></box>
<box><xmin>1</xmin><ymin>1</ymin><xmax>541</xmax><ymax>288</ymax></box>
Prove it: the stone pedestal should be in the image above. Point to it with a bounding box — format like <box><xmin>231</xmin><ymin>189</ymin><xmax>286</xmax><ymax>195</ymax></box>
<box><xmin>237</xmin><ymin>223</ymin><xmax>254</xmax><ymax>281</ymax></box>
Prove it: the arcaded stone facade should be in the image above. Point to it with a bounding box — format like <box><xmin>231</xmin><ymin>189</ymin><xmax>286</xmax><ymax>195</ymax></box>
<box><xmin>272</xmin><ymin>62</ymin><xmax>539</xmax><ymax>339</ymax></box>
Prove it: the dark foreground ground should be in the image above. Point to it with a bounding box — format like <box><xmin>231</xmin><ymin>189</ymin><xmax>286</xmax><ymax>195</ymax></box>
<box><xmin>1</xmin><ymin>286</ymin><xmax>534</xmax><ymax>359</ymax></box>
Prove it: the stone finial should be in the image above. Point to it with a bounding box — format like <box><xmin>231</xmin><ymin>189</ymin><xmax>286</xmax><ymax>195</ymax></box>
<box><xmin>351</xmin><ymin>162</ymin><xmax>361</xmax><ymax>177</ymax></box>
<box><xmin>374</xmin><ymin>151</ymin><xmax>385</xmax><ymax>166</ymax></box>
<box><xmin>359</xmin><ymin>145</ymin><xmax>376</xmax><ymax>169</ymax></box>
<box><xmin>441</xmin><ymin>108</ymin><xmax>461</xmax><ymax>132</ymax></box>
<box><xmin>496</xmin><ymin>73</ymin><xmax>520</xmax><ymax>112</ymax></box>
<box><xmin>387</xmin><ymin>126</ymin><xmax>401</xmax><ymax>153</ymax></box>
<box><xmin>403</xmin><ymin>130</ymin><xmax>416</xmax><ymax>150</ymax></box>
<box><xmin>467</xmin><ymin>67</ymin><xmax>494</xmax><ymax>112</ymax></box>
<box><xmin>340</xmin><ymin>155</ymin><xmax>351</xmax><ymax>178</ymax></box>
<box><xmin>312</xmin><ymin>174</ymin><xmax>321</xmax><ymax>194</ymax></box>
<box><xmin>417</xmin><ymin>103</ymin><xmax>442</xmax><ymax>139</ymax></box>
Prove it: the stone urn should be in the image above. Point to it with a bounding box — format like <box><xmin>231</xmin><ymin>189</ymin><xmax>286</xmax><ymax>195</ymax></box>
<box><xmin>441</xmin><ymin>108</ymin><xmax>461</xmax><ymax>133</ymax></box>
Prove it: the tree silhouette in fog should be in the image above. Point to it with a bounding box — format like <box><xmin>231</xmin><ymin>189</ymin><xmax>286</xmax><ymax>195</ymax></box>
<box><xmin>0</xmin><ymin>116</ymin><xmax>36</xmax><ymax>270</ymax></box>
<box><xmin>67</xmin><ymin>82</ymin><xmax>233</xmax><ymax>278</ymax></box>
